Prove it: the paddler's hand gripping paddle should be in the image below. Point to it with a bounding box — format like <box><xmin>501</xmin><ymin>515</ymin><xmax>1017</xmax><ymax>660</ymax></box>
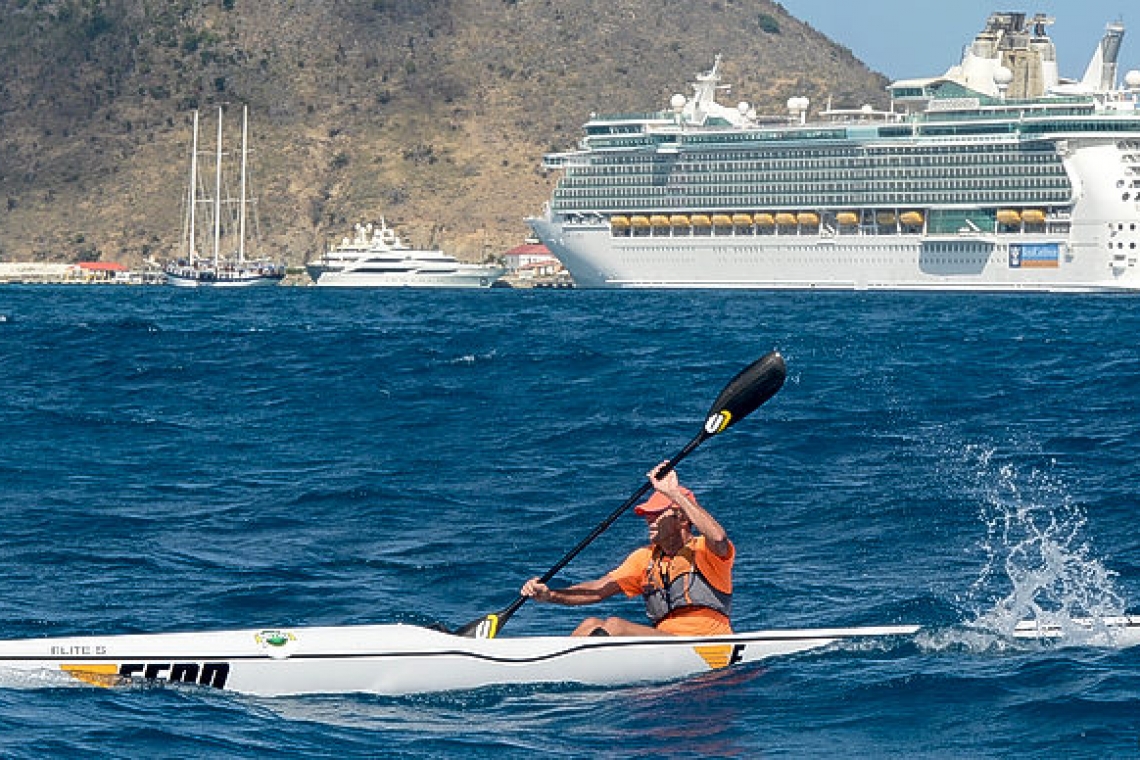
<box><xmin>454</xmin><ymin>351</ymin><xmax>787</xmax><ymax>639</ymax></box>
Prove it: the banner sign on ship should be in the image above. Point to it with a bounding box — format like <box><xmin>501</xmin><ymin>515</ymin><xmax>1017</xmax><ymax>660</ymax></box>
<box><xmin>1009</xmin><ymin>243</ymin><xmax>1060</xmax><ymax>269</ymax></box>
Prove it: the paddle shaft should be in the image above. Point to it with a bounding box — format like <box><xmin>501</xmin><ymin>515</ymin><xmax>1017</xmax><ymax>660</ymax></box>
<box><xmin>492</xmin><ymin>434</ymin><xmax>704</xmax><ymax>628</ymax></box>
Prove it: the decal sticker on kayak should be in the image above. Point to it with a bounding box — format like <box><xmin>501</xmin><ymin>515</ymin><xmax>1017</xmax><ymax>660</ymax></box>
<box><xmin>693</xmin><ymin>643</ymin><xmax>745</xmax><ymax>669</ymax></box>
<box><xmin>61</xmin><ymin>662</ymin><xmax>230</xmax><ymax>689</ymax></box>
<box><xmin>255</xmin><ymin>629</ymin><xmax>298</xmax><ymax>659</ymax></box>
<box><xmin>51</xmin><ymin>644</ymin><xmax>107</xmax><ymax>656</ymax></box>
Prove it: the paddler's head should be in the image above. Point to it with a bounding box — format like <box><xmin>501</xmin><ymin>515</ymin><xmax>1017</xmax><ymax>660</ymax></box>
<box><xmin>635</xmin><ymin>489</ymin><xmax>693</xmax><ymax>550</ymax></box>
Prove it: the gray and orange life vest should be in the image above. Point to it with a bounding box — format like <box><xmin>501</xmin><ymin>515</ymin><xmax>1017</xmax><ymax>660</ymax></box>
<box><xmin>641</xmin><ymin>542</ymin><xmax>732</xmax><ymax>623</ymax></box>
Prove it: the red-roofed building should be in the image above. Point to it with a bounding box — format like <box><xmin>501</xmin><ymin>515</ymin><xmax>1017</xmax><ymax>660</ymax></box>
<box><xmin>68</xmin><ymin>261</ymin><xmax>130</xmax><ymax>282</ymax></box>
<box><xmin>79</xmin><ymin>262</ymin><xmax>128</xmax><ymax>272</ymax></box>
<box><xmin>500</xmin><ymin>240</ymin><xmax>574</xmax><ymax>286</ymax></box>
<box><xmin>502</xmin><ymin>242</ymin><xmax>559</xmax><ymax>272</ymax></box>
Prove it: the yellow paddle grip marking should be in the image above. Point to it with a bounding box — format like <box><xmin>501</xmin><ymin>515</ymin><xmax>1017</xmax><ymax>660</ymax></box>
<box><xmin>478</xmin><ymin>615</ymin><xmax>500</xmax><ymax>639</ymax></box>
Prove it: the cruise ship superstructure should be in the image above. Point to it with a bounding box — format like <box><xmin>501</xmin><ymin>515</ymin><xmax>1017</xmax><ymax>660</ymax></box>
<box><xmin>529</xmin><ymin>13</ymin><xmax>1140</xmax><ymax>291</ymax></box>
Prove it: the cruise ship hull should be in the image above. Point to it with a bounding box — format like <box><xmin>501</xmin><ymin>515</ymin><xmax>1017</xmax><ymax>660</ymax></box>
<box><xmin>531</xmin><ymin>218</ymin><xmax>1140</xmax><ymax>292</ymax></box>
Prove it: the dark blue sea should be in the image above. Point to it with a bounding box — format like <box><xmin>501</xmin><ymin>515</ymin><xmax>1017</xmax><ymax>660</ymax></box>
<box><xmin>0</xmin><ymin>286</ymin><xmax>1138</xmax><ymax>758</ymax></box>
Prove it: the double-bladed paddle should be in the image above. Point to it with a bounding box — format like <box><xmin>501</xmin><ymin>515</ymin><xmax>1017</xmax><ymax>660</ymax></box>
<box><xmin>454</xmin><ymin>350</ymin><xmax>787</xmax><ymax>638</ymax></box>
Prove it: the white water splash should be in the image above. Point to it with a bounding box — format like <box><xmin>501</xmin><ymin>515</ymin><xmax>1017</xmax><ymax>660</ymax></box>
<box><xmin>921</xmin><ymin>444</ymin><xmax>1127</xmax><ymax>652</ymax></box>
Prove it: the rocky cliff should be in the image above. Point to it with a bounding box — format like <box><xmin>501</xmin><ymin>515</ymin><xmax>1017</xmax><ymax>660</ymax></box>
<box><xmin>0</xmin><ymin>0</ymin><xmax>889</xmax><ymax>266</ymax></box>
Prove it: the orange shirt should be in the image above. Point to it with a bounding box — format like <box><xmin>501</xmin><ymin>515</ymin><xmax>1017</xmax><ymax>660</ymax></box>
<box><xmin>609</xmin><ymin>536</ymin><xmax>734</xmax><ymax>636</ymax></box>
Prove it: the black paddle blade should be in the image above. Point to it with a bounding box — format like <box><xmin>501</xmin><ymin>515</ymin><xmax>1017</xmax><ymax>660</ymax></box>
<box><xmin>701</xmin><ymin>351</ymin><xmax>786</xmax><ymax>438</ymax></box>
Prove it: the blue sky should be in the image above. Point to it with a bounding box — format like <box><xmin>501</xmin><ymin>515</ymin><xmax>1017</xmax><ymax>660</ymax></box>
<box><xmin>779</xmin><ymin>1</ymin><xmax>1137</xmax><ymax>82</ymax></box>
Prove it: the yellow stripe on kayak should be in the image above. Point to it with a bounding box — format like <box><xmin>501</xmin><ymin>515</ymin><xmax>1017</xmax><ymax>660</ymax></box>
<box><xmin>61</xmin><ymin>663</ymin><xmax>120</xmax><ymax>687</ymax></box>
<box><xmin>693</xmin><ymin>645</ymin><xmax>735</xmax><ymax>669</ymax></box>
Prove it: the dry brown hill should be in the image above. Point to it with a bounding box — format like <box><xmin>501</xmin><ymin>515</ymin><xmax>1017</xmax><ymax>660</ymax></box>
<box><xmin>0</xmin><ymin>0</ymin><xmax>889</xmax><ymax>267</ymax></box>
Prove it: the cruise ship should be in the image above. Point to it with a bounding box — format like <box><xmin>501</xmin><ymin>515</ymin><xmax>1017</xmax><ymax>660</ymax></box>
<box><xmin>528</xmin><ymin>12</ymin><xmax>1140</xmax><ymax>291</ymax></box>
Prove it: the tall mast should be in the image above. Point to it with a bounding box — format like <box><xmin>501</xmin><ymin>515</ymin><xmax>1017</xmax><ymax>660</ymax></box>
<box><xmin>187</xmin><ymin>110</ymin><xmax>199</xmax><ymax>265</ymax></box>
<box><xmin>239</xmin><ymin>104</ymin><xmax>248</xmax><ymax>264</ymax></box>
<box><xmin>213</xmin><ymin>106</ymin><xmax>223</xmax><ymax>267</ymax></box>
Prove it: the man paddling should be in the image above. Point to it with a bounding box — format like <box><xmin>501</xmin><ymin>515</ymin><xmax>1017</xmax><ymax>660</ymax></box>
<box><xmin>520</xmin><ymin>462</ymin><xmax>733</xmax><ymax>637</ymax></box>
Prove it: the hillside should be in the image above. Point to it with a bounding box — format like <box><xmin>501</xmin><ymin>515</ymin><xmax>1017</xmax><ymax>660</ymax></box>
<box><xmin>0</xmin><ymin>0</ymin><xmax>890</xmax><ymax>267</ymax></box>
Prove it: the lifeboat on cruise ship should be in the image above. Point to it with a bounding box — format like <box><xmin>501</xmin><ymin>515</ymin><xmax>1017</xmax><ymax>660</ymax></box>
<box><xmin>753</xmin><ymin>213</ymin><xmax>776</xmax><ymax>227</ymax></box>
<box><xmin>900</xmin><ymin>211</ymin><xmax>924</xmax><ymax>227</ymax></box>
<box><xmin>996</xmin><ymin>209</ymin><xmax>1021</xmax><ymax>226</ymax></box>
<box><xmin>1021</xmin><ymin>209</ymin><xmax>1046</xmax><ymax>225</ymax></box>
<box><xmin>775</xmin><ymin>213</ymin><xmax>797</xmax><ymax>227</ymax></box>
<box><xmin>796</xmin><ymin>212</ymin><xmax>820</xmax><ymax>227</ymax></box>
<box><xmin>876</xmin><ymin>212</ymin><xmax>897</xmax><ymax>226</ymax></box>
<box><xmin>731</xmin><ymin>213</ymin><xmax>754</xmax><ymax>227</ymax></box>
<box><xmin>610</xmin><ymin>215</ymin><xmax>630</xmax><ymax>228</ymax></box>
<box><xmin>690</xmin><ymin>214</ymin><xmax>712</xmax><ymax>227</ymax></box>
<box><xmin>650</xmin><ymin>215</ymin><xmax>671</xmax><ymax>228</ymax></box>
<box><xmin>630</xmin><ymin>215</ymin><xmax>651</xmax><ymax>228</ymax></box>
<box><xmin>669</xmin><ymin>215</ymin><xmax>691</xmax><ymax>227</ymax></box>
<box><xmin>836</xmin><ymin>212</ymin><xmax>859</xmax><ymax>226</ymax></box>
<box><xmin>712</xmin><ymin>214</ymin><xmax>734</xmax><ymax>228</ymax></box>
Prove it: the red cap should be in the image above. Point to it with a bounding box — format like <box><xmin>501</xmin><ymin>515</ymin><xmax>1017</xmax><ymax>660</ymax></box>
<box><xmin>634</xmin><ymin>486</ymin><xmax>695</xmax><ymax>517</ymax></box>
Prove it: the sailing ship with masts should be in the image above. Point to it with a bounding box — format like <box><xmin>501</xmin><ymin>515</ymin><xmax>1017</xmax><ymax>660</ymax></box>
<box><xmin>165</xmin><ymin>105</ymin><xmax>285</xmax><ymax>287</ymax></box>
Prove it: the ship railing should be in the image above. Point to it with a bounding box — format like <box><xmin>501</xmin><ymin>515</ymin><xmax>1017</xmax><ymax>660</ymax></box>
<box><xmin>543</xmin><ymin>153</ymin><xmax>590</xmax><ymax>169</ymax></box>
<box><xmin>586</xmin><ymin>111</ymin><xmax>673</xmax><ymax>125</ymax></box>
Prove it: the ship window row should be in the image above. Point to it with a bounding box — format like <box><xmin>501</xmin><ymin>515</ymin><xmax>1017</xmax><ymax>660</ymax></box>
<box><xmin>925</xmin><ymin>107</ymin><xmax>1093</xmax><ymax>122</ymax></box>
<box><xmin>560</xmin><ymin>185</ymin><xmax>1073</xmax><ymax>202</ymax></box>
<box><xmin>588</xmin><ymin>152</ymin><xmax>1058</xmax><ymax>169</ymax></box>
<box><xmin>692</xmin><ymin>167</ymin><xmax>1065</xmax><ymax>183</ymax></box>
<box><xmin>585</xmin><ymin>155</ymin><xmax>1064</xmax><ymax>174</ymax></box>
<box><xmin>924</xmin><ymin>243</ymin><xmax>991</xmax><ymax>253</ymax></box>
<box><xmin>558</xmin><ymin>178</ymin><xmax>1071</xmax><ymax>197</ymax></box>
<box><xmin>587</xmin><ymin>142</ymin><xmax>1057</xmax><ymax>167</ymax></box>
<box><xmin>575</xmin><ymin>168</ymin><xmax>1067</xmax><ymax>185</ymax></box>
<box><xmin>588</xmin><ymin>126</ymin><xmax>1090</xmax><ymax>150</ymax></box>
<box><xmin>1026</xmin><ymin>120</ymin><xmax>1140</xmax><ymax>135</ymax></box>
<box><xmin>555</xmin><ymin>192</ymin><xmax>1074</xmax><ymax>206</ymax></box>
<box><xmin>561</xmin><ymin>175</ymin><xmax>1070</xmax><ymax>193</ymax></box>
<box><xmin>683</xmin><ymin>157</ymin><xmax>1062</xmax><ymax>172</ymax></box>
<box><xmin>568</xmin><ymin>165</ymin><xmax>1065</xmax><ymax>184</ymax></box>
<box><xmin>553</xmin><ymin>188</ymin><xmax>1071</xmax><ymax>208</ymax></box>
<box><xmin>706</xmin><ymin>146</ymin><xmax>1053</xmax><ymax>164</ymax></box>
<box><xmin>671</xmin><ymin>142</ymin><xmax>1051</xmax><ymax>159</ymax></box>
<box><xmin>581</xmin><ymin>158</ymin><xmax>1063</xmax><ymax>175</ymax></box>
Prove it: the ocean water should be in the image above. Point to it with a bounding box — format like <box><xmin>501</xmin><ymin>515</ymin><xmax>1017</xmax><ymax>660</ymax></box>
<box><xmin>0</xmin><ymin>286</ymin><xmax>1138</xmax><ymax>758</ymax></box>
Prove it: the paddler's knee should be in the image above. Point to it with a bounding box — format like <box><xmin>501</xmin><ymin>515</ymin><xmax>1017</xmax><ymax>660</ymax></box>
<box><xmin>571</xmin><ymin>616</ymin><xmax>607</xmax><ymax>637</ymax></box>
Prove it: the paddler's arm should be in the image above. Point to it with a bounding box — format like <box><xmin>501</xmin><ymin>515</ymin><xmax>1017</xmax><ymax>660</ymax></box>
<box><xmin>648</xmin><ymin>462</ymin><xmax>731</xmax><ymax>559</ymax></box>
<box><xmin>521</xmin><ymin>575</ymin><xmax>621</xmax><ymax>606</ymax></box>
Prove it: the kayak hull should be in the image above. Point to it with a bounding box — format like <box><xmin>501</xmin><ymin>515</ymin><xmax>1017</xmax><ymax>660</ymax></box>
<box><xmin>0</xmin><ymin>623</ymin><xmax>919</xmax><ymax>697</ymax></box>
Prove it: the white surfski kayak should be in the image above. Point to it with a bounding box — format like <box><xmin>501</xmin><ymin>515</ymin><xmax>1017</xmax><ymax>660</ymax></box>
<box><xmin>0</xmin><ymin>623</ymin><xmax>919</xmax><ymax>697</ymax></box>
